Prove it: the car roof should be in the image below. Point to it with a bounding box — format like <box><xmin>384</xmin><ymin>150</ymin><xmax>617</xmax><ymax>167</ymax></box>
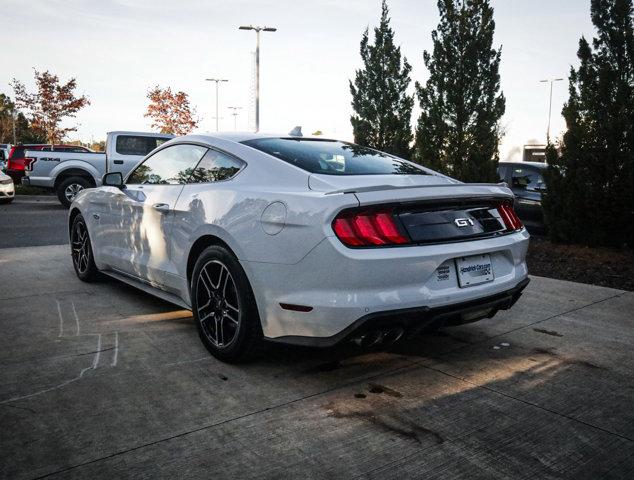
<box><xmin>187</xmin><ymin>132</ymin><xmax>338</xmax><ymax>144</ymax></box>
<box><xmin>107</xmin><ymin>131</ymin><xmax>175</xmax><ymax>138</ymax></box>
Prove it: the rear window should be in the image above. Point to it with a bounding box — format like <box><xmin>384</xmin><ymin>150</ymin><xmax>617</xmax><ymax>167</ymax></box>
<box><xmin>116</xmin><ymin>135</ymin><xmax>171</xmax><ymax>156</ymax></box>
<box><xmin>242</xmin><ymin>138</ymin><xmax>427</xmax><ymax>176</ymax></box>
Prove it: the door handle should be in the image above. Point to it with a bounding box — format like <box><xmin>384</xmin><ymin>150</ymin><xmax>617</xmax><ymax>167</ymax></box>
<box><xmin>113</xmin><ymin>160</ymin><xmax>123</xmax><ymax>165</ymax></box>
<box><xmin>152</xmin><ymin>203</ymin><xmax>170</xmax><ymax>213</ymax></box>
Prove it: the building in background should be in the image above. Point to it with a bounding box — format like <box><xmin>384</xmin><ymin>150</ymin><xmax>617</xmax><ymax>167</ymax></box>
<box><xmin>523</xmin><ymin>144</ymin><xmax>547</xmax><ymax>163</ymax></box>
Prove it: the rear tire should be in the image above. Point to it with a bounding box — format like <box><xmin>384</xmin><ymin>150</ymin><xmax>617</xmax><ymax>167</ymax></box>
<box><xmin>57</xmin><ymin>176</ymin><xmax>91</xmax><ymax>208</ymax></box>
<box><xmin>70</xmin><ymin>214</ymin><xmax>99</xmax><ymax>282</ymax></box>
<box><xmin>191</xmin><ymin>245</ymin><xmax>262</xmax><ymax>363</ymax></box>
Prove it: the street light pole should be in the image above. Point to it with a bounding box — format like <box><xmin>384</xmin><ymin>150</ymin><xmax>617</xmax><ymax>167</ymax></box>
<box><xmin>205</xmin><ymin>78</ymin><xmax>228</xmax><ymax>131</ymax></box>
<box><xmin>239</xmin><ymin>25</ymin><xmax>277</xmax><ymax>132</ymax></box>
<box><xmin>227</xmin><ymin>106</ymin><xmax>242</xmax><ymax>130</ymax></box>
<box><xmin>540</xmin><ymin>78</ymin><xmax>564</xmax><ymax>143</ymax></box>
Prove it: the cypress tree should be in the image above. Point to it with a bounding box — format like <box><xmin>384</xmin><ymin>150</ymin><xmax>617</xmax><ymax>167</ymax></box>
<box><xmin>349</xmin><ymin>0</ymin><xmax>414</xmax><ymax>158</ymax></box>
<box><xmin>543</xmin><ymin>0</ymin><xmax>634</xmax><ymax>247</ymax></box>
<box><xmin>414</xmin><ymin>0</ymin><xmax>505</xmax><ymax>182</ymax></box>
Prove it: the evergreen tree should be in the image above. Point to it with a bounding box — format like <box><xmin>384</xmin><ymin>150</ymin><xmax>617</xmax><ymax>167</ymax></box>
<box><xmin>349</xmin><ymin>0</ymin><xmax>414</xmax><ymax>158</ymax></box>
<box><xmin>414</xmin><ymin>0</ymin><xmax>505</xmax><ymax>182</ymax></box>
<box><xmin>543</xmin><ymin>0</ymin><xmax>634</xmax><ymax>247</ymax></box>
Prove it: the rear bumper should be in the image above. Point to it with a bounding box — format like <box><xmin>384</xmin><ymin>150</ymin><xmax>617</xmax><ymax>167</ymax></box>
<box><xmin>269</xmin><ymin>277</ymin><xmax>529</xmax><ymax>347</ymax></box>
<box><xmin>243</xmin><ymin>229</ymin><xmax>530</xmax><ymax>342</ymax></box>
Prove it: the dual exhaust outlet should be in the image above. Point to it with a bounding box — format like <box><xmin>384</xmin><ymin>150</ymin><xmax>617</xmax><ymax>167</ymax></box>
<box><xmin>352</xmin><ymin>327</ymin><xmax>405</xmax><ymax>348</ymax></box>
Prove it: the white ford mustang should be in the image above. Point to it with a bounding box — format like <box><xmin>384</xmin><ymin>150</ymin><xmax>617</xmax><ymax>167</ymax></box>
<box><xmin>69</xmin><ymin>133</ymin><xmax>529</xmax><ymax>362</ymax></box>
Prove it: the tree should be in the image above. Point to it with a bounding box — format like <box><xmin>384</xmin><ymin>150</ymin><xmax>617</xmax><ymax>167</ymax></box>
<box><xmin>0</xmin><ymin>93</ymin><xmax>46</xmax><ymax>144</ymax></box>
<box><xmin>144</xmin><ymin>86</ymin><xmax>198</xmax><ymax>135</ymax></box>
<box><xmin>349</xmin><ymin>0</ymin><xmax>414</xmax><ymax>158</ymax></box>
<box><xmin>11</xmin><ymin>70</ymin><xmax>90</xmax><ymax>144</ymax></box>
<box><xmin>414</xmin><ymin>0</ymin><xmax>505</xmax><ymax>182</ymax></box>
<box><xmin>543</xmin><ymin>0</ymin><xmax>634</xmax><ymax>247</ymax></box>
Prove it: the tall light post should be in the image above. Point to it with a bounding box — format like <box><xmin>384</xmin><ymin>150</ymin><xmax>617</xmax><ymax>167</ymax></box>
<box><xmin>205</xmin><ymin>78</ymin><xmax>228</xmax><ymax>131</ymax></box>
<box><xmin>239</xmin><ymin>25</ymin><xmax>277</xmax><ymax>132</ymax></box>
<box><xmin>540</xmin><ymin>78</ymin><xmax>564</xmax><ymax>143</ymax></box>
<box><xmin>227</xmin><ymin>106</ymin><xmax>242</xmax><ymax>130</ymax></box>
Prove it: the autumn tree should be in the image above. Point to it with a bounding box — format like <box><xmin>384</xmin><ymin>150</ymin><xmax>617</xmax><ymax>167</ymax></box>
<box><xmin>0</xmin><ymin>93</ymin><xmax>46</xmax><ymax>144</ymax></box>
<box><xmin>144</xmin><ymin>86</ymin><xmax>198</xmax><ymax>135</ymax></box>
<box><xmin>543</xmin><ymin>0</ymin><xmax>634</xmax><ymax>247</ymax></box>
<box><xmin>414</xmin><ymin>0</ymin><xmax>505</xmax><ymax>182</ymax></box>
<box><xmin>349</xmin><ymin>0</ymin><xmax>414</xmax><ymax>158</ymax></box>
<box><xmin>11</xmin><ymin>70</ymin><xmax>90</xmax><ymax>144</ymax></box>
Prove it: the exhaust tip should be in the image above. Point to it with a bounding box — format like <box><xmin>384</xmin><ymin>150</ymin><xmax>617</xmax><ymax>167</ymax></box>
<box><xmin>383</xmin><ymin>327</ymin><xmax>405</xmax><ymax>345</ymax></box>
<box><xmin>353</xmin><ymin>330</ymin><xmax>383</xmax><ymax>348</ymax></box>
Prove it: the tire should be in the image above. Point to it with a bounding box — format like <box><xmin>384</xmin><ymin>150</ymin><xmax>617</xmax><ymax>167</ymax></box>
<box><xmin>70</xmin><ymin>214</ymin><xmax>99</xmax><ymax>282</ymax></box>
<box><xmin>191</xmin><ymin>245</ymin><xmax>262</xmax><ymax>363</ymax></box>
<box><xmin>57</xmin><ymin>176</ymin><xmax>91</xmax><ymax>208</ymax></box>
<box><xmin>0</xmin><ymin>198</ymin><xmax>13</xmax><ymax>204</ymax></box>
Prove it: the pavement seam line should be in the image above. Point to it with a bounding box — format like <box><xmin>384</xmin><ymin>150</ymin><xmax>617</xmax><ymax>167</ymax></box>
<box><xmin>28</xmin><ymin>359</ymin><xmax>423</xmax><ymax>479</ymax></box>
<box><xmin>418</xmin><ymin>362</ymin><xmax>634</xmax><ymax>443</ymax></box>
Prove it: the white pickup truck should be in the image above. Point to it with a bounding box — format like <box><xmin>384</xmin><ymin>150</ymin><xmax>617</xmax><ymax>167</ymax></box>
<box><xmin>22</xmin><ymin>131</ymin><xmax>174</xmax><ymax>207</ymax></box>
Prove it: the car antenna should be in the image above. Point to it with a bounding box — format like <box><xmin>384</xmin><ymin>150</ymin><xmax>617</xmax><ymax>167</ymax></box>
<box><xmin>288</xmin><ymin>126</ymin><xmax>303</xmax><ymax>137</ymax></box>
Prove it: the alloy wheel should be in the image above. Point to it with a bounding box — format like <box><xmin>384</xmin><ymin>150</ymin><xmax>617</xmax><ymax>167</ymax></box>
<box><xmin>71</xmin><ymin>221</ymin><xmax>90</xmax><ymax>274</ymax></box>
<box><xmin>65</xmin><ymin>183</ymin><xmax>84</xmax><ymax>203</ymax></box>
<box><xmin>196</xmin><ymin>260</ymin><xmax>240</xmax><ymax>348</ymax></box>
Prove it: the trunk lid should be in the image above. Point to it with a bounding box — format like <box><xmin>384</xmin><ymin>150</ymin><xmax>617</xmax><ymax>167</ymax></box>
<box><xmin>313</xmin><ymin>173</ymin><xmax>516</xmax><ymax>245</ymax></box>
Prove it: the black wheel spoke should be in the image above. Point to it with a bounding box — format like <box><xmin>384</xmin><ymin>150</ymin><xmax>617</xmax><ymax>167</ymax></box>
<box><xmin>196</xmin><ymin>260</ymin><xmax>240</xmax><ymax>349</ymax></box>
<box><xmin>71</xmin><ymin>221</ymin><xmax>91</xmax><ymax>274</ymax></box>
<box><xmin>223</xmin><ymin>311</ymin><xmax>238</xmax><ymax>325</ymax></box>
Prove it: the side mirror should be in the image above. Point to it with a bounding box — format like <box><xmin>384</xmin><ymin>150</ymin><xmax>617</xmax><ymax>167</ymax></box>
<box><xmin>103</xmin><ymin>172</ymin><xmax>124</xmax><ymax>188</ymax></box>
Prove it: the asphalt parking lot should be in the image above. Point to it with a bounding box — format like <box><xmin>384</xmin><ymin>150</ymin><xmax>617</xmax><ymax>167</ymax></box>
<box><xmin>1</xmin><ymin>202</ymin><xmax>633</xmax><ymax>479</ymax></box>
<box><xmin>0</xmin><ymin>196</ymin><xmax>67</xmax><ymax>248</ymax></box>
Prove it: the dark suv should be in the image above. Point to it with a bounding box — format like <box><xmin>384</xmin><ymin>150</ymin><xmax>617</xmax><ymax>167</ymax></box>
<box><xmin>497</xmin><ymin>161</ymin><xmax>547</xmax><ymax>231</ymax></box>
<box><xmin>6</xmin><ymin>144</ymin><xmax>92</xmax><ymax>183</ymax></box>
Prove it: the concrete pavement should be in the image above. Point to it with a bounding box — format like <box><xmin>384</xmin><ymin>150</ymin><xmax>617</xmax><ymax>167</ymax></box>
<box><xmin>0</xmin><ymin>244</ymin><xmax>633</xmax><ymax>479</ymax></box>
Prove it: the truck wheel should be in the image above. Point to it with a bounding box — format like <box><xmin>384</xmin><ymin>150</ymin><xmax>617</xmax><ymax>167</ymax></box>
<box><xmin>57</xmin><ymin>176</ymin><xmax>91</xmax><ymax>208</ymax></box>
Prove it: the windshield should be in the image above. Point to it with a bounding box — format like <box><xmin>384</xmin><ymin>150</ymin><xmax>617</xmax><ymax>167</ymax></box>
<box><xmin>242</xmin><ymin>138</ymin><xmax>427</xmax><ymax>176</ymax></box>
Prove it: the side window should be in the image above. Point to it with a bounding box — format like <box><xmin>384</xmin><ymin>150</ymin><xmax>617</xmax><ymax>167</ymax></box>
<box><xmin>511</xmin><ymin>167</ymin><xmax>545</xmax><ymax>191</ymax></box>
<box><xmin>116</xmin><ymin>135</ymin><xmax>172</xmax><ymax>156</ymax></box>
<box><xmin>127</xmin><ymin>144</ymin><xmax>207</xmax><ymax>185</ymax></box>
<box><xmin>188</xmin><ymin>149</ymin><xmax>244</xmax><ymax>183</ymax></box>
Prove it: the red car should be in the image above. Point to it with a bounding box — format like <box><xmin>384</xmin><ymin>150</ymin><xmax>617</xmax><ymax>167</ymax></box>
<box><xmin>6</xmin><ymin>144</ymin><xmax>92</xmax><ymax>183</ymax></box>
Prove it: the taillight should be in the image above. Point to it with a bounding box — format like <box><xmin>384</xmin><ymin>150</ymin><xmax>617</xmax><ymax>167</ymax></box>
<box><xmin>332</xmin><ymin>209</ymin><xmax>409</xmax><ymax>247</ymax></box>
<box><xmin>497</xmin><ymin>202</ymin><xmax>523</xmax><ymax>231</ymax></box>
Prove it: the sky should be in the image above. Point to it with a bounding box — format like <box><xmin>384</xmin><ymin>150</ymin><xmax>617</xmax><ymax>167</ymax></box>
<box><xmin>1</xmin><ymin>0</ymin><xmax>595</xmax><ymax>161</ymax></box>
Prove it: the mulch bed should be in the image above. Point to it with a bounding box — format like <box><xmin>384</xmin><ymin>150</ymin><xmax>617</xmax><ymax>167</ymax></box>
<box><xmin>527</xmin><ymin>235</ymin><xmax>634</xmax><ymax>291</ymax></box>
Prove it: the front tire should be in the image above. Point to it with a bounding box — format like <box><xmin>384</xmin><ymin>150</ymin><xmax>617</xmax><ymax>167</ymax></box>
<box><xmin>70</xmin><ymin>214</ymin><xmax>99</xmax><ymax>282</ymax></box>
<box><xmin>191</xmin><ymin>245</ymin><xmax>262</xmax><ymax>363</ymax></box>
<box><xmin>57</xmin><ymin>176</ymin><xmax>91</xmax><ymax>208</ymax></box>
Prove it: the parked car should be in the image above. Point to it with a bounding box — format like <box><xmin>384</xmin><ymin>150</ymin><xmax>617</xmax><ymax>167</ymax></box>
<box><xmin>6</xmin><ymin>144</ymin><xmax>92</xmax><ymax>185</ymax></box>
<box><xmin>22</xmin><ymin>132</ymin><xmax>173</xmax><ymax>207</ymax></box>
<box><xmin>497</xmin><ymin>161</ymin><xmax>547</xmax><ymax>231</ymax></box>
<box><xmin>0</xmin><ymin>144</ymin><xmax>11</xmax><ymax>170</ymax></box>
<box><xmin>69</xmin><ymin>133</ymin><xmax>530</xmax><ymax>363</ymax></box>
<box><xmin>0</xmin><ymin>170</ymin><xmax>15</xmax><ymax>203</ymax></box>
